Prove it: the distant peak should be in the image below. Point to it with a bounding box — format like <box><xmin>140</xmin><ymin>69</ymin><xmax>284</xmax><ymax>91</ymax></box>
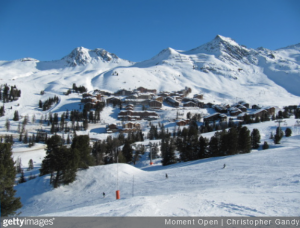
<box><xmin>214</xmin><ymin>35</ymin><xmax>239</xmax><ymax>46</ymax></box>
<box><xmin>62</xmin><ymin>47</ymin><xmax>121</xmax><ymax>66</ymax></box>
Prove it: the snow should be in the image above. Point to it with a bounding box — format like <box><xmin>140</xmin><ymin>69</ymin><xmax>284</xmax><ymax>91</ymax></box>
<box><xmin>12</xmin><ymin>118</ymin><xmax>300</xmax><ymax>216</ymax></box>
<box><xmin>0</xmin><ymin>35</ymin><xmax>300</xmax><ymax>217</ymax></box>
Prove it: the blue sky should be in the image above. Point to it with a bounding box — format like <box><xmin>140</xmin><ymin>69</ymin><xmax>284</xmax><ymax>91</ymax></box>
<box><xmin>0</xmin><ymin>0</ymin><xmax>299</xmax><ymax>62</ymax></box>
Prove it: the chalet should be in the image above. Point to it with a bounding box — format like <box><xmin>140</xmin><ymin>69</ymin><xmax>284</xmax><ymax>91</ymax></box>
<box><xmin>106</xmin><ymin>124</ymin><xmax>121</xmax><ymax>133</ymax></box>
<box><xmin>197</xmin><ymin>101</ymin><xmax>205</xmax><ymax>108</ymax></box>
<box><xmin>204</xmin><ymin>113</ymin><xmax>227</xmax><ymax>122</ymax></box>
<box><xmin>123</xmin><ymin>99</ymin><xmax>149</xmax><ymax>105</ymax></box>
<box><xmin>122</xmin><ymin>122</ymin><xmax>141</xmax><ymax>132</ymax></box>
<box><xmin>82</xmin><ymin>93</ymin><xmax>93</xmax><ymax>98</ymax></box>
<box><xmin>237</xmin><ymin>112</ymin><xmax>246</xmax><ymax>121</ymax></box>
<box><xmin>158</xmin><ymin>92</ymin><xmax>170</xmax><ymax>97</ymax></box>
<box><xmin>94</xmin><ymin>90</ymin><xmax>112</xmax><ymax>96</ymax></box>
<box><xmin>176</xmin><ymin>119</ymin><xmax>190</xmax><ymax>126</ymax></box>
<box><xmin>153</xmin><ymin>96</ymin><xmax>163</xmax><ymax>103</ymax></box>
<box><xmin>149</xmin><ymin>100</ymin><xmax>162</xmax><ymax>109</ymax></box>
<box><xmin>135</xmin><ymin>87</ymin><xmax>157</xmax><ymax>94</ymax></box>
<box><xmin>265</xmin><ymin>106</ymin><xmax>276</xmax><ymax>116</ymax></box>
<box><xmin>125</xmin><ymin>104</ymin><xmax>134</xmax><ymax>111</ymax></box>
<box><xmin>219</xmin><ymin>114</ymin><xmax>227</xmax><ymax>122</ymax></box>
<box><xmin>214</xmin><ymin>105</ymin><xmax>228</xmax><ymax>113</ymax></box>
<box><xmin>238</xmin><ymin>101</ymin><xmax>249</xmax><ymax>108</ymax></box>
<box><xmin>228</xmin><ymin>107</ymin><xmax>242</xmax><ymax>116</ymax></box>
<box><xmin>114</xmin><ymin>89</ymin><xmax>133</xmax><ymax>96</ymax></box>
<box><xmin>165</xmin><ymin>96</ymin><xmax>179</xmax><ymax>108</ymax></box>
<box><xmin>106</xmin><ymin>97</ymin><xmax>121</xmax><ymax>105</ymax></box>
<box><xmin>236</xmin><ymin>104</ymin><xmax>247</xmax><ymax>112</ymax></box>
<box><xmin>252</xmin><ymin>104</ymin><xmax>261</xmax><ymax>110</ymax></box>
<box><xmin>137</xmin><ymin>93</ymin><xmax>154</xmax><ymax>100</ymax></box>
<box><xmin>250</xmin><ymin>109</ymin><xmax>267</xmax><ymax>119</ymax></box>
<box><xmin>81</xmin><ymin>97</ymin><xmax>96</xmax><ymax>103</ymax></box>
<box><xmin>118</xmin><ymin>111</ymin><xmax>159</xmax><ymax>121</ymax></box>
<box><xmin>183</xmin><ymin>101</ymin><xmax>197</xmax><ymax>107</ymax></box>
<box><xmin>193</xmin><ymin>94</ymin><xmax>204</xmax><ymax>100</ymax></box>
<box><xmin>126</xmin><ymin>94</ymin><xmax>138</xmax><ymax>99</ymax></box>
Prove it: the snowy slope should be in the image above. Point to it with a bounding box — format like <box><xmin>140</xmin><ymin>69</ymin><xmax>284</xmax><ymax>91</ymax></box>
<box><xmin>14</xmin><ymin>119</ymin><xmax>300</xmax><ymax>216</ymax></box>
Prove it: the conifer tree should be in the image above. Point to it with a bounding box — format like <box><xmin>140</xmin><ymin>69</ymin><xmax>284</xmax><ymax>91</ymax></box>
<box><xmin>285</xmin><ymin>128</ymin><xmax>292</xmax><ymax>137</ymax></box>
<box><xmin>0</xmin><ymin>143</ymin><xmax>22</xmax><ymax>216</ymax></box>
<box><xmin>28</xmin><ymin>159</ymin><xmax>34</xmax><ymax>170</ymax></box>
<box><xmin>5</xmin><ymin>118</ymin><xmax>10</xmax><ymax>132</ymax></box>
<box><xmin>122</xmin><ymin>141</ymin><xmax>133</xmax><ymax>163</ymax></box>
<box><xmin>198</xmin><ymin>136</ymin><xmax>208</xmax><ymax>159</ymax></box>
<box><xmin>18</xmin><ymin>170</ymin><xmax>26</xmax><ymax>184</ymax></box>
<box><xmin>251</xmin><ymin>128</ymin><xmax>261</xmax><ymax>149</ymax></box>
<box><xmin>238</xmin><ymin>126</ymin><xmax>251</xmax><ymax>153</ymax></box>
<box><xmin>162</xmin><ymin>139</ymin><xmax>177</xmax><ymax>166</ymax></box>
<box><xmin>13</xmin><ymin>111</ymin><xmax>19</xmax><ymax>121</ymax></box>
<box><xmin>274</xmin><ymin>127</ymin><xmax>284</xmax><ymax>144</ymax></box>
<box><xmin>40</xmin><ymin>135</ymin><xmax>79</xmax><ymax>188</ymax></box>
<box><xmin>262</xmin><ymin>141</ymin><xmax>269</xmax><ymax>150</ymax></box>
<box><xmin>227</xmin><ymin>127</ymin><xmax>238</xmax><ymax>155</ymax></box>
<box><xmin>71</xmin><ymin>135</ymin><xmax>94</xmax><ymax>168</ymax></box>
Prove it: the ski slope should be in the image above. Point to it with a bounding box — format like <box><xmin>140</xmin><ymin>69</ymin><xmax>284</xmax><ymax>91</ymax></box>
<box><xmin>14</xmin><ymin>119</ymin><xmax>300</xmax><ymax>216</ymax></box>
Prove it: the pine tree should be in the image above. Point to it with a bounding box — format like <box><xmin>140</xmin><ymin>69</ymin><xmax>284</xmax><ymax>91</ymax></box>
<box><xmin>40</xmin><ymin>135</ymin><xmax>79</xmax><ymax>188</ymax></box>
<box><xmin>198</xmin><ymin>136</ymin><xmax>208</xmax><ymax>159</ymax></box>
<box><xmin>13</xmin><ymin>110</ymin><xmax>19</xmax><ymax>121</ymax></box>
<box><xmin>274</xmin><ymin>127</ymin><xmax>284</xmax><ymax>144</ymax></box>
<box><xmin>238</xmin><ymin>126</ymin><xmax>251</xmax><ymax>153</ymax></box>
<box><xmin>162</xmin><ymin>139</ymin><xmax>177</xmax><ymax>166</ymax></box>
<box><xmin>0</xmin><ymin>143</ymin><xmax>22</xmax><ymax>216</ymax></box>
<box><xmin>18</xmin><ymin>170</ymin><xmax>26</xmax><ymax>184</ymax></box>
<box><xmin>227</xmin><ymin>127</ymin><xmax>239</xmax><ymax>155</ymax></box>
<box><xmin>71</xmin><ymin>135</ymin><xmax>94</xmax><ymax>168</ymax></box>
<box><xmin>122</xmin><ymin>141</ymin><xmax>133</xmax><ymax>163</ymax></box>
<box><xmin>209</xmin><ymin>133</ymin><xmax>220</xmax><ymax>157</ymax></box>
<box><xmin>251</xmin><ymin>128</ymin><xmax>261</xmax><ymax>149</ymax></box>
<box><xmin>28</xmin><ymin>159</ymin><xmax>34</xmax><ymax>170</ymax></box>
<box><xmin>5</xmin><ymin>118</ymin><xmax>10</xmax><ymax>132</ymax></box>
<box><xmin>67</xmin><ymin>134</ymin><xmax>70</xmax><ymax>144</ymax></box>
<box><xmin>262</xmin><ymin>141</ymin><xmax>269</xmax><ymax>150</ymax></box>
<box><xmin>285</xmin><ymin>128</ymin><xmax>292</xmax><ymax>137</ymax></box>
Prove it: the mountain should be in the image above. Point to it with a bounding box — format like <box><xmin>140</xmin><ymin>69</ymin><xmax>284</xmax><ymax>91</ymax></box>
<box><xmin>61</xmin><ymin>47</ymin><xmax>132</xmax><ymax>67</ymax></box>
<box><xmin>0</xmin><ymin>35</ymin><xmax>299</xmax><ymax>107</ymax></box>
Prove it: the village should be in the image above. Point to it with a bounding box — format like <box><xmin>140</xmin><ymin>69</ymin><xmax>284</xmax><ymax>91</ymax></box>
<box><xmin>78</xmin><ymin>86</ymin><xmax>279</xmax><ymax>136</ymax></box>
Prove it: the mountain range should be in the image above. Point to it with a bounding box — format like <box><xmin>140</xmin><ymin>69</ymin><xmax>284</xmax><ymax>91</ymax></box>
<box><xmin>0</xmin><ymin>35</ymin><xmax>299</xmax><ymax>106</ymax></box>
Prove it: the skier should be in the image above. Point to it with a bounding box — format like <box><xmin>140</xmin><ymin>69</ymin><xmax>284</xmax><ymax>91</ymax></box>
<box><xmin>223</xmin><ymin>164</ymin><xmax>226</xmax><ymax>169</ymax></box>
<box><xmin>103</xmin><ymin>192</ymin><xmax>105</xmax><ymax>198</ymax></box>
<box><xmin>166</xmin><ymin>173</ymin><xmax>168</xmax><ymax>179</ymax></box>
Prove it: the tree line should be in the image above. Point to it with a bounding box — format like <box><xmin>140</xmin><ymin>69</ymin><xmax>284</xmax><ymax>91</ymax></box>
<box><xmin>0</xmin><ymin>84</ymin><xmax>21</xmax><ymax>103</ymax></box>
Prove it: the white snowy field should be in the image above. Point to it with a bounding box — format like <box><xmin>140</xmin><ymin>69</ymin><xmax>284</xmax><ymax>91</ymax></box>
<box><xmin>14</xmin><ymin>119</ymin><xmax>300</xmax><ymax>216</ymax></box>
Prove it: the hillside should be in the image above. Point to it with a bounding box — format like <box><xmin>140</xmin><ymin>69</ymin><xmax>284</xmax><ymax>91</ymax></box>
<box><xmin>14</xmin><ymin>119</ymin><xmax>300</xmax><ymax>216</ymax></box>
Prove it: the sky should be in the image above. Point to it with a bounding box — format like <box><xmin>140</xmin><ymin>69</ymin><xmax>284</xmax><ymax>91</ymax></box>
<box><xmin>0</xmin><ymin>0</ymin><xmax>299</xmax><ymax>62</ymax></box>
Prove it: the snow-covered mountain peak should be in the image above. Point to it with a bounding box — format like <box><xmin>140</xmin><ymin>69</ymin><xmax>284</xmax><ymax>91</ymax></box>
<box><xmin>186</xmin><ymin>35</ymin><xmax>252</xmax><ymax>65</ymax></box>
<box><xmin>61</xmin><ymin>47</ymin><xmax>124</xmax><ymax>67</ymax></box>
<box><xmin>157</xmin><ymin>47</ymin><xmax>179</xmax><ymax>57</ymax></box>
<box><xmin>214</xmin><ymin>34</ymin><xmax>240</xmax><ymax>47</ymax></box>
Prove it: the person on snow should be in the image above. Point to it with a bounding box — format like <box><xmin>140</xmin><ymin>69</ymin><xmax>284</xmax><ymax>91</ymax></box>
<box><xmin>103</xmin><ymin>192</ymin><xmax>105</xmax><ymax>198</ymax></box>
<box><xmin>166</xmin><ymin>173</ymin><xmax>168</xmax><ymax>179</ymax></box>
<box><xmin>223</xmin><ymin>164</ymin><xmax>226</xmax><ymax>169</ymax></box>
